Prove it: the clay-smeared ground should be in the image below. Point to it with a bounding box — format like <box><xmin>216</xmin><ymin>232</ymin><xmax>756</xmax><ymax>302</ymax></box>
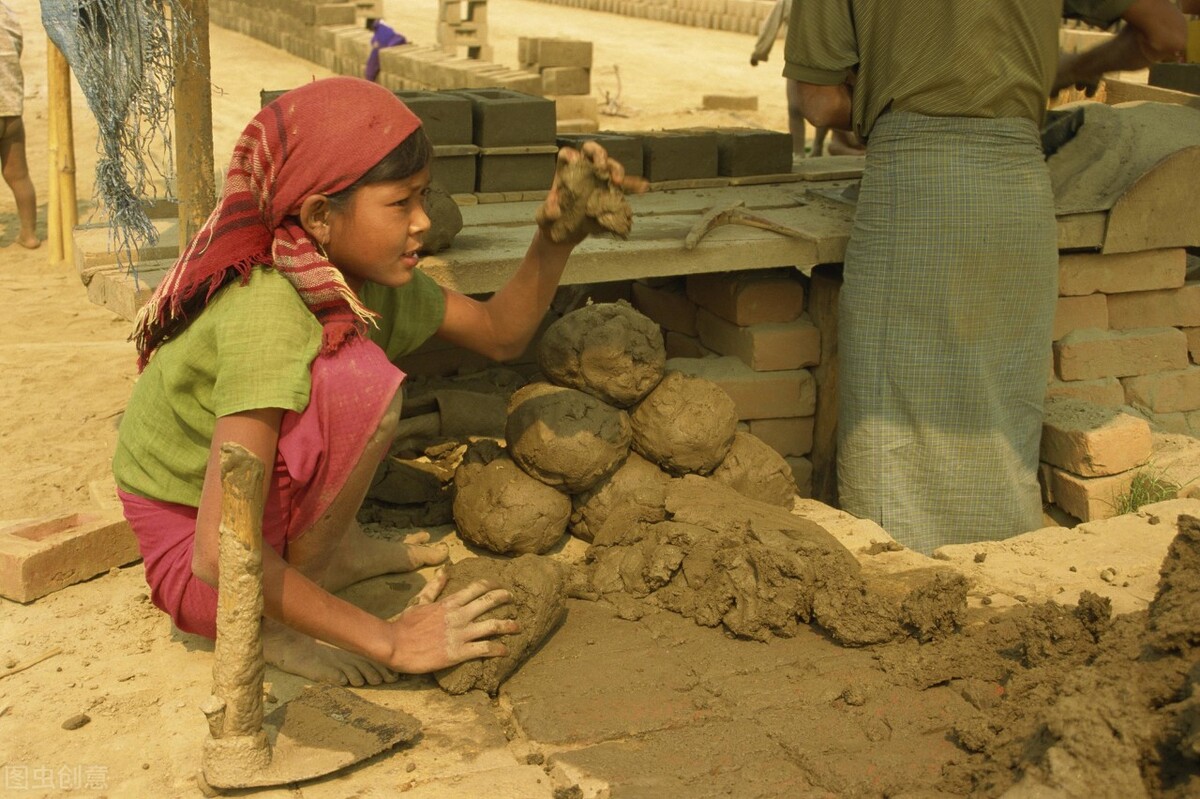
<box><xmin>2</xmin><ymin>2</ymin><xmax>1200</xmax><ymax>798</ymax></box>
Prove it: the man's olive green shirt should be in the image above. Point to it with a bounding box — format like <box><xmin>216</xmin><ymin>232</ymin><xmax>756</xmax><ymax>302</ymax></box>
<box><xmin>782</xmin><ymin>0</ymin><xmax>1135</xmax><ymax>140</ymax></box>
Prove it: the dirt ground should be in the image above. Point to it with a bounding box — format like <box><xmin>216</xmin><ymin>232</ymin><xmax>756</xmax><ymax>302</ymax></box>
<box><xmin>1</xmin><ymin>2</ymin><xmax>1199</xmax><ymax>798</ymax></box>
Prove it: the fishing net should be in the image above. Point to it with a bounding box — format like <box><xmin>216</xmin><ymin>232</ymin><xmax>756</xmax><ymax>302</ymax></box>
<box><xmin>40</xmin><ymin>0</ymin><xmax>194</xmax><ymax>268</ymax></box>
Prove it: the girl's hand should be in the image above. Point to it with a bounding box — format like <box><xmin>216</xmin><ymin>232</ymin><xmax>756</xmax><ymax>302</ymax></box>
<box><xmin>536</xmin><ymin>141</ymin><xmax>649</xmax><ymax>247</ymax></box>
<box><xmin>382</xmin><ymin>571</ymin><xmax>519</xmax><ymax>673</ymax></box>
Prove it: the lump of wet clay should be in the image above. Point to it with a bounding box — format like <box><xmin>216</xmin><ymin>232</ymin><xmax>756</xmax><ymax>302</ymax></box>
<box><xmin>453</xmin><ymin>452</ymin><xmax>571</xmax><ymax>555</ymax></box>
<box><xmin>505</xmin><ymin>382</ymin><xmax>632</xmax><ymax>493</ymax></box>
<box><xmin>535</xmin><ymin>150</ymin><xmax>633</xmax><ymax>244</ymax></box>
<box><xmin>537</xmin><ymin>302</ymin><xmax>666</xmax><ymax>408</ymax></box>
<box><xmin>630</xmin><ymin>371</ymin><xmax>737</xmax><ymax>476</ymax></box>
<box><xmin>570</xmin><ymin>451</ymin><xmax>675</xmax><ymax>542</ymax></box>
<box><xmin>435</xmin><ymin>555</ymin><xmax>567</xmax><ymax>696</ymax></box>
<box><xmin>709</xmin><ymin>431</ymin><xmax>797</xmax><ymax>507</ymax></box>
<box><xmin>420</xmin><ymin>185</ymin><xmax>463</xmax><ymax>254</ymax></box>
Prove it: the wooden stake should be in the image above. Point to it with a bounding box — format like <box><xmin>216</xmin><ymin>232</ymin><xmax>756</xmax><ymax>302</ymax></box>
<box><xmin>45</xmin><ymin>44</ymin><xmax>65</xmax><ymax>264</ymax></box>
<box><xmin>173</xmin><ymin>0</ymin><xmax>216</xmax><ymax>251</ymax></box>
<box><xmin>0</xmin><ymin>647</ymin><xmax>64</xmax><ymax>681</ymax></box>
<box><xmin>47</xmin><ymin>42</ymin><xmax>77</xmax><ymax>266</ymax></box>
<box><xmin>808</xmin><ymin>264</ymin><xmax>842</xmax><ymax>507</ymax></box>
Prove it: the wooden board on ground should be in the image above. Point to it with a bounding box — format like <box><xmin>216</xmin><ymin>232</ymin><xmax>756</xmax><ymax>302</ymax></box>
<box><xmin>79</xmin><ymin>259</ymin><xmax>173</xmax><ymax>322</ymax></box>
<box><xmin>1102</xmin><ymin>78</ymin><xmax>1200</xmax><ymax>111</ymax></box>
<box><xmin>793</xmin><ymin>155</ymin><xmax>865</xmax><ymax>181</ymax></box>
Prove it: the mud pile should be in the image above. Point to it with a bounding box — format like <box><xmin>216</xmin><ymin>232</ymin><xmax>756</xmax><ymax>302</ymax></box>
<box><xmin>898</xmin><ymin>514</ymin><xmax>1200</xmax><ymax>798</ymax></box>
<box><xmin>450</xmin><ymin>301</ymin><xmax>798</xmax><ymax>556</ymax></box>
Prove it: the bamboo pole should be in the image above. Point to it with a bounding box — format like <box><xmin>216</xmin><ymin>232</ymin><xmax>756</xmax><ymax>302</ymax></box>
<box><xmin>173</xmin><ymin>0</ymin><xmax>216</xmax><ymax>251</ymax></box>
<box><xmin>47</xmin><ymin>42</ymin><xmax>77</xmax><ymax>266</ymax></box>
<box><xmin>45</xmin><ymin>43</ymin><xmax>65</xmax><ymax>264</ymax></box>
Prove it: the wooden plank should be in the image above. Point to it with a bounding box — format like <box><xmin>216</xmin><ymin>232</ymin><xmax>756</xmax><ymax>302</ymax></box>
<box><xmin>807</xmin><ymin>265</ymin><xmax>842</xmax><ymax>507</ymax></box>
<box><xmin>792</xmin><ymin>155</ymin><xmax>865</xmax><ymax>181</ymax></box>
<box><xmin>82</xmin><ymin>259</ymin><xmax>173</xmax><ymax>322</ymax></box>
<box><xmin>422</xmin><ymin>194</ymin><xmax>855</xmax><ymax>294</ymax></box>
<box><xmin>1102</xmin><ymin>78</ymin><xmax>1200</xmax><ymax>111</ymax></box>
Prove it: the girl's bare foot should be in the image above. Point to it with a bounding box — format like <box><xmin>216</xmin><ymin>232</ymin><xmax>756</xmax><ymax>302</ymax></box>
<box><xmin>16</xmin><ymin>233</ymin><xmax>40</xmax><ymax>249</ymax></box>
<box><xmin>262</xmin><ymin>618</ymin><xmax>398</xmax><ymax>686</ymax></box>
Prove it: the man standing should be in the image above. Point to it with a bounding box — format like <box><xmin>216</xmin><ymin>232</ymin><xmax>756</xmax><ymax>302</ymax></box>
<box><xmin>783</xmin><ymin>0</ymin><xmax>1186</xmax><ymax>554</ymax></box>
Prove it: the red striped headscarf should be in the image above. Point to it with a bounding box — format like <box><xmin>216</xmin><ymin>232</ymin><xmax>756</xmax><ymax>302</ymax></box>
<box><xmin>132</xmin><ymin>76</ymin><xmax>423</xmax><ymax>371</ymax></box>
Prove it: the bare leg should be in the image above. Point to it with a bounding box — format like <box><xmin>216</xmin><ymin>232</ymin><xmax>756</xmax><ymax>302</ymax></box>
<box><xmin>285</xmin><ymin>387</ymin><xmax>447</xmax><ymax>588</ymax></box>
<box><xmin>262</xmin><ymin>387</ymin><xmax>448</xmax><ymax>685</ymax></box>
<box><xmin>812</xmin><ymin>127</ymin><xmax>829</xmax><ymax>158</ymax></box>
<box><xmin>784</xmin><ymin>79</ymin><xmax>807</xmax><ymax>158</ymax></box>
<box><xmin>0</xmin><ymin>117</ymin><xmax>40</xmax><ymax>249</ymax></box>
<box><xmin>826</xmin><ymin>129</ymin><xmax>867</xmax><ymax>156</ymax></box>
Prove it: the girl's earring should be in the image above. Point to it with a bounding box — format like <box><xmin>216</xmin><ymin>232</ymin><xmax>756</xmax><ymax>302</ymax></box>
<box><xmin>316</xmin><ymin>239</ymin><xmax>331</xmax><ymax>261</ymax></box>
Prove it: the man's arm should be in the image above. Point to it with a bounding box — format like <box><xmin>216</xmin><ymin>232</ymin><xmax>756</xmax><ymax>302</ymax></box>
<box><xmin>794</xmin><ymin>81</ymin><xmax>853</xmax><ymax>130</ymax></box>
<box><xmin>1054</xmin><ymin>0</ymin><xmax>1187</xmax><ymax>94</ymax></box>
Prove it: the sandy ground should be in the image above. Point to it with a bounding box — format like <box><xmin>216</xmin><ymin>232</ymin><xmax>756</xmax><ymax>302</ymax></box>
<box><xmin>2</xmin><ymin>2</ymin><xmax>1199</xmax><ymax>798</ymax></box>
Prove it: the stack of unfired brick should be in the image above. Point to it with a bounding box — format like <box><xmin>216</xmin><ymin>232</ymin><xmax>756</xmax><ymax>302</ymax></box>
<box><xmin>451</xmin><ymin>301</ymin><xmax>797</xmax><ymax>556</ymax></box>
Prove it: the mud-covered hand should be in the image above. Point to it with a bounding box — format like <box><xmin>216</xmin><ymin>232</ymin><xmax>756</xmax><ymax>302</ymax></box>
<box><xmin>1051</xmin><ymin>51</ymin><xmax>1101</xmax><ymax>98</ymax></box>
<box><xmin>535</xmin><ymin>141</ymin><xmax>649</xmax><ymax>246</ymax></box>
<box><xmin>383</xmin><ymin>572</ymin><xmax>520</xmax><ymax>673</ymax></box>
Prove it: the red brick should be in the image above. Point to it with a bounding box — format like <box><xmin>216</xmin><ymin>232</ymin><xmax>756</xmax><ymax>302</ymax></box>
<box><xmin>1053</xmin><ymin>327</ymin><xmax>1189</xmax><ymax>381</ymax></box>
<box><xmin>0</xmin><ymin>513</ymin><xmax>141</xmax><ymax>603</ymax></box>
<box><xmin>1052</xmin><ymin>294</ymin><xmax>1108</xmax><ymax>341</ymax></box>
<box><xmin>685</xmin><ymin>270</ymin><xmax>805</xmax><ymax>326</ymax></box>
<box><xmin>1044</xmin><ymin>377</ymin><xmax>1127</xmax><ymax>407</ymax></box>
<box><xmin>664</xmin><ymin>331</ymin><xmax>714</xmax><ymax>359</ymax></box>
<box><xmin>631</xmin><ymin>280</ymin><xmax>697</xmax><ymax>335</ymax></box>
<box><xmin>1040</xmin><ymin>399</ymin><xmax>1151</xmax><ymax>477</ymax></box>
<box><xmin>1144</xmin><ymin>410</ymin><xmax>1200</xmax><ymax>440</ymax></box>
<box><xmin>1122</xmin><ymin>366</ymin><xmax>1200</xmax><ymax>413</ymax></box>
<box><xmin>1107</xmin><ymin>282</ymin><xmax>1200</xmax><ymax>330</ymax></box>
<box><xmin>1184</xmin><ymin>327</ymin><xmax>1200</xmax><ymax>364</ymax></box>
<box><xmin>1058</xmin><ymin>248</ymin><xmax>1186</xmax><ymax>296</ymax></box>
<box><xmin>1049</xmin><ymin>467</ymin><xmax>1138</xmax><ymax>522</ymax></box>
<box><xmin>747</xmin><ymin>416</ymin><xmax>814</xmax><ymax>457</ymax></box>
<box><xmin>667</xmin><ymin>356</ymin><xmax>815</xmax><ymax>420</ymax></box>
<box><xmin>695</xmin><ymin>309</ymin><xmax>820</xmax><ymax>371</ymax></box>
<box><xmin>786</xmin><ymin>457</ymin><xmax>813</xmax><ymax>498</ymax></box>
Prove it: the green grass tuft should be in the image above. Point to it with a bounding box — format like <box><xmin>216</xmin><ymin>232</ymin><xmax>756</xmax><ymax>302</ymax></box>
<box><xmin>1110</xmin><ymin>469</ymin><xmax>1180</xmax><ymax>516</ymax></box>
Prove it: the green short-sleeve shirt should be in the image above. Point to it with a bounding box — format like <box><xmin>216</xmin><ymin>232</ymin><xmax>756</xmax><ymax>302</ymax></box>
<box><xmin>782</xmin><ymin>0</ymin><xmax>1135</xmax><ymax>140</ymax></box>
<box><xmin>113</xmin><ymin>266</ymin><xmax>447</xmax><ymax>506</ymax></box>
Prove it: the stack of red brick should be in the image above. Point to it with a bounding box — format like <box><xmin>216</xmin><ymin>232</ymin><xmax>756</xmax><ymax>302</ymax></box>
<box><xmin>1042</xmin><ymin>247</ymin><xmax>1199</xmax><ymax>523</ymax></box>
<box><xmin>631</xmin><ymin>269</ymin><xmax>817</xmax><ymax>495</ymax></box>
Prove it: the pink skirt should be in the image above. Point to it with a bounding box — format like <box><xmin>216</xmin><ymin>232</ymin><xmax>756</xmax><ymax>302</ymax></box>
<box><xmin>119</xmin><ymin>338</ymin><xmax>404</xmax><ymax>639</ymax></box>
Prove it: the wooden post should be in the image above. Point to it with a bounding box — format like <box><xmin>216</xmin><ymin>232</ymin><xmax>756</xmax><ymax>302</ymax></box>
<box><xmin>46</xmin><ymin>42</ymin><xmax>76</xmax><ymax>265</ymax></box>
<box><xmin>46</xmin><ymin>46</ymin><xmax>62</xmax><ymax>264</ymax></box>
<box><xmin>173</xmin><ymin>0</ymin><xmax>216</xmax><ymax>251</ymax></box>
<box><xmin>808</xmin><ymin>264</ymin><xmax>843</xmax><ymax>507</ymax></box>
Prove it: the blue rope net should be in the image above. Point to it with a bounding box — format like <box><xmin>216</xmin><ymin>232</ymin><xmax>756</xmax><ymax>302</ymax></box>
<box><xmin>41</xmin><ymin>0</ymin><xmax>194</xmax><ymax>272</ymax></box>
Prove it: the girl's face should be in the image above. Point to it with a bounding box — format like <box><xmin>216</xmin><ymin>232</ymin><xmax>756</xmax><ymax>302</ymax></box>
<box><xmin>325</xmin><ymin>166</ymin><xmax>432</xmax><ymax>294</ymax></box>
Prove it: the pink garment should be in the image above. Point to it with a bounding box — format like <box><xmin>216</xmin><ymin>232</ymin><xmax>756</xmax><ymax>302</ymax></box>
<box><xmin>119</xmin><ymin>337</ymin><xmax>404</xmax><ymax>639</ymax></box>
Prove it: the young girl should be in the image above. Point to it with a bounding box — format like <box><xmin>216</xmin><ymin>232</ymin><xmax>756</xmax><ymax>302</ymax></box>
<box><xmin>114</xmin><ymin>76</ymin><xmax>644</xmax><ymax>686</ymax></box>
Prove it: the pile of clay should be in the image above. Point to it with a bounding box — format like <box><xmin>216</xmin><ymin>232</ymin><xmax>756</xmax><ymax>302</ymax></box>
<box><xmin>450</xmin><ymin>301</ymin><xmax>799</xmax><ymax>556</ymax></box>
<box><xmin>912</xmin><ymin>513</ymin><xmax>1200</xmax><ymax>797</ymax></box>
<box><xmin>447</xmin><ymin>302</ymin><xmax>969</xmax><ymax>649</ymax></box>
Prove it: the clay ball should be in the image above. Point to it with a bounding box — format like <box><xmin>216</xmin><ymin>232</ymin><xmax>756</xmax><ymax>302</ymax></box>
<box><xmin>709</xmin><ymin>432</ymin><xmax>796</xmax><ymax>507</ymax></box>
<box><xmin>570</xmin><ymin>452</ymin><xmax>674</xmax><ymax>542</ymax></box>
<box><xmin>506</xmin><ymin>382</ymin><xmax>632</xmax><ymax>493</ymax></box>
<box><xmin>630</xmin><ymin>371</ymin><xmax>737</xmax><ymax>476</ymax></box>
<box><xmin>453</xmin><ymin>454</ymin><xmax>571</xmax><ymax>555</ymax></box>
<box><xmin>420</xmin><ymin>186</ymin><xmax>463</xmax><ymax>254</ymax></box>
<box><xmin>537</xmin><ymin>301</ymin><xmax>666</xmax><ymax>408</ymax></box>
